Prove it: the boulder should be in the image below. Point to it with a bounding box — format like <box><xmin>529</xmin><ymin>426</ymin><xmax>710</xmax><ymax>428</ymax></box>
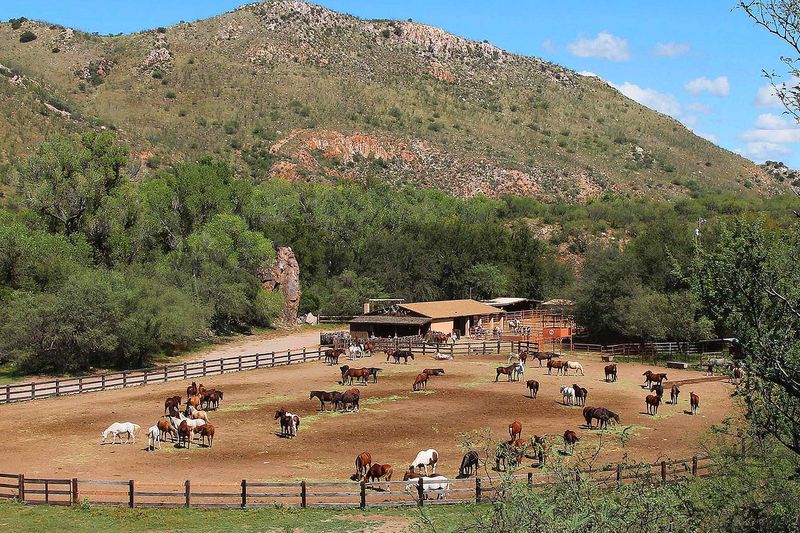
<box><xmin>260</xmin><ymin>246</ymin><xmax>301</xmax><ymax>327</ymax></box>
<box><xmin>304</xmin><ymin>312</ymin><xmax>318</xmax><ymax>325</ymax></box>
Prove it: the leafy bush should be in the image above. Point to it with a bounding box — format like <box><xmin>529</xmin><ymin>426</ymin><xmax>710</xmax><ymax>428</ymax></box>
<box><xmin>9</xmin><ymin>17</ymin><xmax>25</xmax><ymax>30</ymax></box>
<box><xmin>19</xmin><ymin>30</ymin><xmax>37</xmax><ymax>43</ymax></box>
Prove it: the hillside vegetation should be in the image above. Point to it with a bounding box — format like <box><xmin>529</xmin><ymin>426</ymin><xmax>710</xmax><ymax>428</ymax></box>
<box><xmin>0</xmin><ymin>1</ymin><xmax>784</xmax><ymax>201</ymax></box>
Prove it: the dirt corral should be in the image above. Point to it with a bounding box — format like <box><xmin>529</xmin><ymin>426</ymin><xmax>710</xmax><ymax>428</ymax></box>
<box><xmin>0</xmin><ymin>351</ymin><xmax>735</xmax><ymax>482</ymax></box>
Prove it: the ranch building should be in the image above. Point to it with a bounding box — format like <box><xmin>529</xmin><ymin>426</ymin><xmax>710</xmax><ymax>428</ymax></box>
<box><xmin>480</xmin><ymin>297</ymin><xmax>539</xmax><ymax>313</ymax></box>
<box><xmin>349</xmin><ymin>299</ymin><xmax>504</xmax><ymax>340</ymax></box>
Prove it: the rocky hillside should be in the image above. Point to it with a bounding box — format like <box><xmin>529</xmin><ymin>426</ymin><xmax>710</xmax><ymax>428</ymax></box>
<box><xmin>0</xmin><ymin>1</ymin><xmax>784</xmax><ymax>200</ymax></box>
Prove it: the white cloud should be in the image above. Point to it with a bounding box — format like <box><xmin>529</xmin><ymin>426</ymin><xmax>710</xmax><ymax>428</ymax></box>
<box><xmin>754</xmin><ymin>84</ymin><xmax>783</xmax><ymax>108</ymax></box>
<box><xmin>653</xmin><ymin>42</ymin><xmax>690</xmax><ymax>57</ymax></box>
<box><xmin>568</xmin><ymin>32</ymin><xmax>630</xmax><ymax>61</ymax></box>
<box><xmin>754</xmin><ymin>113</ymin><xmax>794</xmax><ymax>129</ymax></box>
<box><xmin>739</xmin><ymin>142</ymin><xmax>793</xmax><ymax>161</ymax></box>
<box><xmin>684</xmin><ymin>102</ymin><xmax>711</xmax><ymax>114</ymax></box>
<box><xmin>541</xmin><ymin>38</ymin><xmax>554</xmax><ymax>52</ymax></box>
<box><xmin>609</xmin><ymin>81</ymin><xmax>681</xmax><ymax>116</ymax></box>
<box><xmin>684</xmin><ymin>76</ymin><xmax>730</xmax><ymax>96</ymax></box>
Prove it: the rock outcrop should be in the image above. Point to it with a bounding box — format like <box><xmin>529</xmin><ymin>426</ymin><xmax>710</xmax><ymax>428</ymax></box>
<box><xmin>260</xmin><ymin>247</ymin><xmax>302</xmax><ymax>327</ymax></box>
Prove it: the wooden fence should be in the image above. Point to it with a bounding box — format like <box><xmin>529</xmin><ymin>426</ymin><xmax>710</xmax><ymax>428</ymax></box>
<box><xmin>0</xmin><ymin>454</ymin><xmax>713</xmax><ymax>509</ymax></box>
<box><xmin>0</xmin><ymin>347</ymin><xmax>327</xmax><ymax>405</ymax></box>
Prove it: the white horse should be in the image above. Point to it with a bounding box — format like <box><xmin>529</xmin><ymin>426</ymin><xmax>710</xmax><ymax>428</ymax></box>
<box><xmin>507</xmin><ymin>353</ymin><xmax>521</xmax><ymax>365</ymax></box>
<box><xmin>565</xmin><ymin>361</ymin><xmax>584</xmax><ymax>376</ymax></box>
<box><xmin>147</xmin><ymin>425</ymin><xmax>161</xmax><ymax>450</ymax></box>
<box><xmin>101</xmin><ymin>422</ymin><xmax>140</xmax><ymax>444</ymax></box>
<box><xmin>434</xmin><ymin>351</ymin><xmax>453</xmax><ymax>360</ymax></box>
<box><xmin>405</xmin><ymin>475</ymin><xmax>450</xmax><ymax>499</ymax></box>
<box><xmin>285</xmin><ymin>411</ymin><xmax>300</xmax><ymax>435</ymax></box>
<box><xmin>513</xmin><ymin>364</ymin><xmax>525</xmax><ymax>380</ymax></box>
<box><xmin>410</xmin><ymin>448</ymin><xmax>439</xmax><ymax>475</ymax></box>
<box><xmin>560</xmin><ymin>385</ymin><xmax>576</xmax><ymax>406</ymax></box>
<box><xmin>349</xmin><ymin>345</ymin><xmax>364</xmax><ymax>360</ymax></box>
<box><xmin>188</xmin><ymin>406</ymin><xmax>210</xmax><ymax>422</ymax></box>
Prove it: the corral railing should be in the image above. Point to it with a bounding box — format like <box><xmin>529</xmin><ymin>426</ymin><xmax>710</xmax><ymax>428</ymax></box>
<box><xmin>0</xmin><ymin>347</ymin><xmax>326</xmax><ymax>405</ymax></box>
<box><xmin>0</xmin><ymin>454</ymin><xmax>714</xmax><ymax>510</ymax></box>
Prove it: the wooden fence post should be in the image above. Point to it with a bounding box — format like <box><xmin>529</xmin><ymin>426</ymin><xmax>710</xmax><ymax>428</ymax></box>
<box><xmin>143</xmin><ymin>370</ymin><xmax>148</xmax><ymax>386</ymax></box>
<box><xmin>44</xmin><ymin>480</ymin><xmax>49</xmax><ymax>504</ymax></box>
<box><xmin>122</xmin><ymin>372</ymin><xmax>127</xmax><ymax>388</ymax></box>
<box><xmin>241</xmin><ymin>479</ymin><xmax>247</xmax><ymax>508</ymax></box>
<box><xmin>497</xmin><ymin>340</ymin><xmax>500</xmax><ymax>353</ymax></box>
<box><xmin>18</xmin><ymin>474</ymin><xmax>24</xmax><ymax>501</ymax></box>
<box><xmin>238</xmin><ymin>356</ymin><xmax>242</xmax><ymax>372</ymax></box>
<box><xmin>616</xmin><ymin>464</ymin><xmax>622</xmax><ymax>484</ymax></box>
<box><xmin>527</xmin><ymin>472</ymin><xmax>533</xmax><ymax>489</ymax></box>
<box><xmin>31</xmin><ymin>382</ymin><xmax>35</xmax><ymax>400</ymax></box>
<box><xmin>423</xmin><ymin>344</ymin><xmax>426</xmax><ymax>358</ymax></box>
<box><xmin>202</xmin><ymin>360</ymin><xmax>207</xmax><ymax>376</ymax></box>
<box><xmin>450</xmin><ymin>344</ymin><xmax>454</xmax><ymax>358</ymax></box>
<box><xmin>475</xmin><ymin>477</ymin><xmax>481</xmax><ymax>503</ymax></box>
<box><xmin>661</xmin><ymin>461</ymin><xmax>667</xmax><ymax>482</ymax></box>
<box><xmin>302</xmin><ymin>347</ymin><xmax>307</xmax><ymax>362</ymax></box>
<box><xmin>128</xmin><ymin>479</ymin><xmax>135</xmax><ymax>508</ymax></box>
<box><xmin>300</xmin><ymin>480</ymin><xmax>307</xmax><ymax>508</ymax></box>
<box><xmin>417</xmin><ymin>476</ymin><xmax>425</xmax><ymax>506</ymax></box>
<box><xmin>183</xmin><ymin>363</ymin><xmax>187</xmax><ymax>379</ymax></box>
<box><xmin>71</xmin><ymin>478</ymin><xmax>78</xmax><ymax>505</ymax></box>
<box><xmin>692</xmin><ymin>456</ymin><xmax>698</xmax><ymax>476</ymax></box>
<box><xmin>55</xmin><ymin>380</ymin><xmax>60</xmax><ymax>396</ymax></box>
<box><xmin>184</xmin><ymin>480</ymin><xmax>191</xmax><ymax>508</ymax></box>
<box><xmin>360</xmin><ymin>481</ymin><xmax>366</xmax><ymax>509</ymax></box>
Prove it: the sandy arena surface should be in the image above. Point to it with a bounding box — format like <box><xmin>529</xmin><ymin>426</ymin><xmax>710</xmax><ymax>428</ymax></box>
<box><xmin>0</xmin><ymin>351</ymin><xmax>735</xmax><ymax>482</ymax></box>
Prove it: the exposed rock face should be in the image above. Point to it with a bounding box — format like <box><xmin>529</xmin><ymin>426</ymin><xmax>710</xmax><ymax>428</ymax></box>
<box><xmin>260</xmin><ymin>247</ymin><xmax>301</xmax><ymax>326</ymax></box>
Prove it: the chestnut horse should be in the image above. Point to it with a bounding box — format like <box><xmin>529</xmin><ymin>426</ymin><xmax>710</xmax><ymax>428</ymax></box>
<box><xmin>604</xmin><ymin>364</ymin><xmax>617</xmax><ymax>382</ymax></box>
<box><xmin>645</xmin><ymin>394</ymin><xmax>661</xmax><ymax>415</ymax></box>
<box><xmin>364</xmin><ymin>464</ymin><xmax>393</xmax><ymax>483</ymax></box>
<box><xmin>340</xmin><ymin>365</ymin><xmax>370</xmax><ymax>385</ymax></box>
<box><xmin>526</xmin><ymin>379</ymin><xmax>540</xmax><ymax>399</ymax></box>
<box><xmin>547</xmin><ymin>360</ymin><xmax>567</xmax><ymax>375</ymax></box>
<box><xmin>690</xmin><ymin>392</ymin><xmax>700</xmax><ymax>415</ymax></box>
<box><xmin>193</xmin><ymin>423</ymin><xmax>215</xmax><ymax>447</ymax></box>
<box><xmin>388</xmin><ymin>350</ymin><xmax>415</xmax><ymax>364</ymax></box>
<box><xmin>563</xmin><ymin>430</ymin><xmax>580</xmax><ymax>454</ymax></box>
<box><xmin>670</xmin><ymin>384</ymin><xmax>680</xmax><ymax>405</ymax></box>
<box><xmin>324</xmin><ymin>349</ymin><xmax>345</xmax><ymax>365</ymax></box>
<box><xmin>643</xmin><ymin>370</ymin><xmax>668</xmax><ymax>388</ymax></box>
<box><xmin>186</xmin><ymin>382</ymin><xmax>198</xmax><ymax>398</ymax></box>
<box><xmin>157</xmin><ymin>418</ymin><xmax>177</xmax><ymax>442</ymax></box>
<box><xmin>412</xmin><ymin>373</ymin><xmax>429</xmax><ymax>391</ymax></box>
<box><xmin>508</xmin><ymin>420</ymin><xmax>523</xmax><ymax>440</ymax></box>
<box><xmin>496</xmin><ymin>364</ymin><xmax>521</xmax><ymax>382</ymax></box>
<box><xmin>355</xmin><ymin>452</ymin><xmax>372</xmax><ymax>479</ymax></box>
<box><xmin>178</xmin><ymin>420</ymin><xmax>192</xmax><ymax>449</ymax></box>
<box><xmin>531</xmin><ymin>351</ymin><xmax>553</xmax><ymax>367</ymax></box>
<box><xmin>310</xmin><ymin>391</ymin><xmax>338</xmax><ymax>411</ymax></box>
<box><xmin>423</xmin><ymin>368</ymin><xmax>445</xmax><ymax>377</ymax></box>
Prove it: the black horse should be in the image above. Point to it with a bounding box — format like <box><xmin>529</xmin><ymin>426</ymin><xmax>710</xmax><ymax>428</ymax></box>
<box><xmin>458</xmin><ymin>450</ymin><xmax>479</xmax><ymax>478</ymax></box>
<box><xmin>389</xmin><ymin>350</ymin><xmax>415</xmax><ymax>364</ymax></box>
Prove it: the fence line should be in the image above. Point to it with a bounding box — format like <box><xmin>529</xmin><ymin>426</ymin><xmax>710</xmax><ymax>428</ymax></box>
<box><xmin>0</xmin><ymin>454</ymin><xmax>713</xmax><ymax>510</ymax></box>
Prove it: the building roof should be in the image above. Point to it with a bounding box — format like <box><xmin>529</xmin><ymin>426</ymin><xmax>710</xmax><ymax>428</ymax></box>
<box><xmin>399</xmin><ymin>299</ymin><xmax>504</xmax><ymax>319</ymax></box>
<box><xmin>349</xmin><ymin>315</ymin><xmax>432</xmax><ymax>326</ymax></box>
<box><xmin>541</xmin><ymin>299</ymin><xmax>575</xmax><ymax>307</ymax></box>
<box><xmin>481</xmin><ymin>297</ymin><xmax>534</xmax><ymax>307</ymax></box>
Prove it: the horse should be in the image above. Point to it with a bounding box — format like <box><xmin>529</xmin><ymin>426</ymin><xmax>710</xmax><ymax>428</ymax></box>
<box><xmin>363</xmin><ymin>341</ymin><xmax>377</xmax><ymax>356</ymax></box>
<box><xmin>604</xmin><ymin>364</ymin><xmax>617</xmax><ymax>382</ymax></box>
<box><xmin>508</xmin><ymin>420</ymin><xmax>523</xmax><ymax>440</ymax></box>
<box><xmin>101</xmin><ymin>422</ymin><xmax>140</xmax><ymax>444</ymax></box>
<box><xmin>495</xmin><ymin>439</ymin><xmax>526</xmax><ymax>471</ymax></box>
<box><xmin>458</xmin><ymin>450</ymin><xmax>479</xmax><ymax>478</ymax></box>
<box><xmin>518</xmin><ymin>351</ymin><xmax>528</xmax><ymax>367</ymax></box>
<box><xmin>706</xmin><ymin>358</ymin><xmax>734</xmax><ymax>376</ymax></box>
<box><xmin>188</xmin><ymin>406</ymin><xmax>209</xmax><ymax>422</ymax></box>
<box><xmin>690</xmin><ymin>392</ymin><xmax>700</xmax><ymax>415</ymax></box>
<box><xmin>531</xmin><ymin>351</ymin><xmax>553</xmax><ymax>367</ymax></box>
<box><xmin>645</xmin><ymin>394</ymin><xmax>661</xmax><ymax>415</ymax></box>
<box><xmin>531</xmin><ymin>435</ymin><xmax>548</xmax><ymax>465</ymax></box>
<box><xmin>310</xmin><ymin>391</ymin><xmax>338</xmax><ymax>411</ymax></box>
<box><xmin>563</xmin><ymin>430</ymin><xmax>580</xmax><ymax>454</ymax></box>
<box><xmin>731</xmin><ymin>367</ymin><xmax>745</xmax><ymax>384</ymax></box>
<box><xmin>364</xmin><ymin>464</ymin><xmax>393</xmax><ymax>483</ymax></box>
<box><xmin>388</xmin><ymin>350</ymin><xmax>414</xmax><ymax>364</ymax></box>
<box><xmin>193</xmin><ymin>423</ymin><xmax>215</xmax><ymax>447</ymax></box>
<box><xmin>348</xmin><ymin>345</ymin><xmax>364</xmax><ymax>360</ymax></box>
<box><xmin>572</xmin><ymin>384</ymin><xmax>588</xmax><ymax>406</ymax></box>
<box><xmin>670</xmin><ymin>384</ymin><xmax>680</xmax><ymax>404</ymax></box>
<box><xmin>355</xmin><ymin>452</ymin><xmax>372</xmax><ymax>479</ymax></box>
<box><xmin>178</xmin><ymin>420</ymin><xmax>192</xmax><ymax>448</ymax></box>
<box><xmin>412</xmin><ymin>373</ymin><xmax>429</xmax><ymax>391</ymax></box>
<box><xmin>147</xmin><ymin>425</ymin><xmax>161</xmax><ymax>450</ymax></box>
<box><xmin>157</xmin><ymin>418</ymin><xmax>177</xmax><ymax>442</ymax></box>
<box><xmin>496</xmin><ymin>364</ymin><xmax>521</xmax><ymax>382</ymax></box>
<box><xmin>186</xmin><ymin>382</ymin><xmax>198</xmax><ymax>398</ymax></box>
<box><xmin>339</xmin><ymin>390</ymin><xmax>360</xmax><ymax>411</ymax></box>
<box><xmin>423</xmin><ymin>368</ymin><xmax>445</xmax><ymax>377</ymax></box>
<box><xmin>410</xmin><ymin>449</ymin><xmax>439</xmax><ymax>475</ymax></box>
<box><xmin>560</xmin><ymin>385</ymin><xmax>576</xmax><ymax>406</ymax></box>
<box><xmin>583</xmin><ymin>407</ymin><xmax>619</xmax><ymax>429</ymax></box>
<box><xmin>643</xmin><ymin>371</ymin><xmax>667</xmax><ymax>388</ymax></box>
<box><xmin>188</xmin><ymin>395</ymin><xmax>201</xmax><ymax>409</ymax></box>
<box><xmin>340</xmin><ymin>365</ymin><xmax>370</xmax><ymax>386</ymax></box>
<box><xmin>547</xmin><ymin>360</ymin><xmax>567</xmax><ymax>375</ymax></box>
<box><xmin>324</xmin><ymin>349</ymin><xmax>345</xmax><ymax>365</ymax></box>
<box><xmin>275</xmin><ymin>409</ymin><xmax>299</xmax><ymax>437</ymax></box>
<box><xmin>204</xmin><ymin>390</ymin><xmax>224</xmax><ymax>410</ymax></box>
<box><xmin>164</xmin><ymin>395</ymin><xmax>181</xmax><ymax>414</ymax></box>
<box><xmin>526</xmin><ymin>380</ymin><xmax>540</xmax><ymax>399</ymax></box>
<box><xmin>564</xmin><ymin>361</ymin><xmax>584</xmax><ymax>376</ymax></box>
<box><xmin>403</xmin><ymin>473</ymin><xmax>450</xmax><ymax>500</ymax></box>
<box><xmin>651</xmin><ymin>383</ymin><xmax>664</xmax><ymax>399</ymax></box>
<box><xmin>434</xmin><ymin>351</ymin><xmax>453</xmax><ymax>361</ymax></box>
<box><xmin>366</xmin><ymin>367</ymin><xmax>383</xmax><ymax>383</ymax></box>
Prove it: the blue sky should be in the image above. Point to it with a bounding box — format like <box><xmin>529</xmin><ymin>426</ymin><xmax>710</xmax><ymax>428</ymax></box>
<box><xmin>2</xmin><ymin>1</ymin><xmax>799</xmax><ymax>166</ymax></box>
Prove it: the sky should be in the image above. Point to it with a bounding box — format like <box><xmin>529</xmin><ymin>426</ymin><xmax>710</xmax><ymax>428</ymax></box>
<box><xmin>2</xmin><ymin>1</ymin><xmax>799</xmax><ymax>166</ymax></box>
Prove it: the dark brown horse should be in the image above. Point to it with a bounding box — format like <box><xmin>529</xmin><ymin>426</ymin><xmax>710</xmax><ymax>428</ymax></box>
<box><xmin>355</xmin><ymin>452</ymin><xmax>372</xmax><ymax>479</ymax></box>
<box><xmin>364</xmin><ymin>464</ymin><xmax>393</xmax><ymax>483</ymax></box>
<box><xmin>340</xmin><ymin>389</ymin><xmax>360</xmax><ymax>411</ymax></box>
<box><xmin>310</xmin><ymin>391</ymin><xmax>338</xmax><ymax>411</ymax></box>
<box><xmin>643</xmin><ymin>370</ymin><xmax>668</xmax><ymax>388</ymax></box>
<box><xmin>458</xmin><ymin>450</ymin><xmax>479</xmax><ymax>478</ymax></box>
<box><xmin>572</xmin><ymin>384</ymin><xmax>588</xmax><ymax>406</ymax></box>
<box><xmin>178</xmin><ymin>420</ymin><xmax>192</xmax><ymax>448</ymax></box>
<box><xmin>274</xmin><ymin>409</ymin><xmax>298</xmax><ymax>437</ymax></box>
<box><xmin>645</xmin><ymin>394</ymin><xmax>661</xmax><ymax>415</ymax></box>
<box><xmin>651</xmin><ymin>383</ymin><xmax>664</xmax><ymax>398</ymax></box>
<box><xmin>388</xmin><ymin>350</ymin><xmax>415</xmax><ymax>364</ymax></box>
<box><xmin>604</xmin><ymin>364</ymin><xmax>617</xmax><ymax>382</ymax></box>
<box><xmin>518</xmin><ymin>352</ymin><xmax>528</xmax><ymax>366</ymax></box>
<box><xmin>547</xmin><ymin>360</ymin><xmax>567</xmax><ymax>375</ymax></box>
<box><xmin>526</xmin><ymin>379</ymin><xmax>540</xmax><ymax>399</ymax></box>
<box><xmin>366</xmin><ymin>367</ymin><xmax>382</xmax><ymax>383</ymax></box>
<box><xmin>531</xmin><ymin>351</ymin><xmax>553</xmax><ymax>367</ymax></box>
<box><xmin>324</xmin><ymin>349</ymin><xmax>345</xmax><ymax>365</ymax></box>
<box><xmin>690</xmin><ymin>392</ymin><xmax>700</xmax><ymax>415</ymax></box>
<box><xmin>340</xmin><ymin>365</ymin><xmax>370</xmax><ymax>385</ymax></box>
<box><xmin>496</xmin><ymin>364</ymin><xmax>521</xmax><ymax>382</ymax></box>
<box><xmin>563</xmin><ymin>430</ymin><xmax>580</xmax><ymax>453</ymax></box>
<box><xmin>203</xmin><ymin>390</ymin><xmax>223</xmax><ymax>410</ymax></box>
<box><xmin>412</xmin><ymin>373</ymin><xmax>429</xmax><ymax>391</ymax></box>
<box><xmin>670</xmin><ymin>383</ymin><xmax>680</xmax><ymax>404</ymax></box>
<box><xmin>423</xmin><ymin>368</ymin><xmax>445</xmax><ymax>377</ymax></box>
<box><xmin>186</xmin><ymin>382</ymin><xmax>198</xmax><ymax>398</ymax></box>
<box><xmin>164</xmin><ymin>395</ymin><xmax>181</xmax><ymax>414</ymax></box>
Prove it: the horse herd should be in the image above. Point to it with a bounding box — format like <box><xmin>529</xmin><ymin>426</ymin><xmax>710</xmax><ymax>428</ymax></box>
<box><xmin>100</xmin><ymin>381</ymin><xmax>222</xmax><ymax>450</ymax></box>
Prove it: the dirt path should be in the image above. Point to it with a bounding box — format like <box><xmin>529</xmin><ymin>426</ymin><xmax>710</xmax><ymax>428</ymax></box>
<box><xmin>182</xmin><ymin>326</ymin><xmax>342</xmax><ymax>362</ymax></box>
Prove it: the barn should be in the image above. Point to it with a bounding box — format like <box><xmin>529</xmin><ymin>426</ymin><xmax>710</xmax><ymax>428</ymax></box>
<box><xmin>349</xmin><ymin>299</ymin><xmax>505</xmax><ymax>340</ymax></box>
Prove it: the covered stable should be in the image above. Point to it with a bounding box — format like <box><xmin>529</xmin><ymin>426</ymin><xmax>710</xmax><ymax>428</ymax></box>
<box><xmin>480</xmin><ymin>297</ymin><xmax>539</xmax><ymax>313</ymax></box>
<box><xmin>349</xmin><ymin>299</ymin><xmax>505</xmax><ymax>340</ymax></box>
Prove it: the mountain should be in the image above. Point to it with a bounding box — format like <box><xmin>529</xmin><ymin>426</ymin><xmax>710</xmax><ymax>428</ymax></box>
<box><xmin>0</xmin><ymin>1</ymin><xmax>785</xmax><ymax>201</ymax></box>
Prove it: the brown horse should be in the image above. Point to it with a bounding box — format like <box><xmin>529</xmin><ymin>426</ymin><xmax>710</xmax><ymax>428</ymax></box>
<box><xmin>526</xmin><ymin>379</ymin><xmax>539</xmax><ymax>399</ymax></box>
<box><xmin>164</xmin><ymin>395</ymin><xmax>181</xmax><ymax>414</ymax></box>
<box><xmin>340</xmin><ymin>389</ymin><xmax>360</xmax><ymax>411</ymax></box>
<box><xmin>496</xmin><ymin>365</ymin><xmax>521</xmax><ymax>382</ymax></box>
<box><xmin>203</xmin><ymin>390</ymin><xmax>223</xmax><ymax>410</ymax></box>
<box><xmin>643</xmin><ymin>370</ymin><xmax>668</xmax><ymax>388</ymax></box>
<box><xmin>275</xmin><ymin>409</ymin><xmax>296</xmax><ymax>438</ymax></box>
<box><xmin>518</xmin><ymin>352</ymin><xmax>528</xmax><ymax>366</ymax></box>
<box><xmin>563</xmin><ymin>430</ymin><xmax>580</xmax><ymax>454</ymax></box>
<box><xmin>690</xmin><ymin>392</ymin><xmax>700</xmax><ymax>415</ymax></box>
<box><xmin>508</xmin><ymin>420</ymin><xmax>523</xmax><ymax>441</ymax></box>
<box><xmin>310</xmin><ymin>391</ymin><xmax>338</xmax><ymax>411</ymax></box>
<box><xmin>324</xmin><ymin>349</ymin><xmax>345</xmax><ymax>365</ymax></box>
<box><xmin>340</xmin><ymin>365</ymin><xmax>370</xmax><ymax>385</ymax></box>
<box><xmin>412</xmin><ymin>373</ymin><xmax>429</xmax><ymax>391</ymax></box>
<box><xmin>193</xmin><ymin>423</ymin><xmax>215</xmax><ymax>447</ymax></box>
<box><xmin>645</xmin><ymin>394</ymin><xmax>661</xmax><ymax>415</ymax></box>
<box><xmin>531</xmin><ymin>351</ymin><xmax>553</xmax><ymax>367</ymax></box>
<box><xmin>423</xmin><ymin>368</ymin><xmax>445</xmax><ymax>377</ymax></box>
<box><xmin>604</xmin><ymin>364</ymin><xmax>617</xmax><ymax>382</ymax></box>
<box><xmin>186</xmin><ymin>382</ymin><xmax>198</xmax><ymax>398</ymax></box>
<box><xmin>364</xmin><ymin>463</ymin><xmax>393</xmax><ymax>483</ymax></box>
<box><xmin>388</xmin><ymin>350</ymin><xmax>415</xmax><ymax>364</ymax></box>
<box><xmin>670</xmin><ymin>383</ymin><xmax>680</xmax><ymax>404</ymax></box>
<box><xmin>732</xmin><ymin>367</ymin><xmax>745</xmax><ymax>384</ymax></box>
<box><xmin>178</xmin><ymin>420</ymin><xmax>192</xmax><ymax>449</ymax></box>
<box><xmin>157</xmin><ymin>418</ymin><xmax>177</xmax><ymax>442</ymax></box>
<box><xmin>363</xmin><ymin>342</ymin><xmax>377</xmax><ymax>356</ymax></box>
<box><xmin>188</xmin><ymin>395</ymin><xmax>201</xmax><ymax>409</ymax></box>
<box><xmin>547</xmin><ymin>360</ymin><xmax>567</xmax><ymax>375</ymax></box>
<box><xmin>572</xmin><ymin>384</ymin><xmax>588</xmax><ymax>406</ymax></box>
<box><xmin>355</xmin><ymin>452</ymin><xmax>372</xmax><ymax>479</ymax></box>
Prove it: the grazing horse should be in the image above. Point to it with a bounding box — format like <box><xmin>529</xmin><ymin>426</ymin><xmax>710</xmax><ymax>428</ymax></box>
<box><xmin>651</xmin><ymin>383</ymin><xmax>664</xmax><ymax>399</ymax></box>
<box><xmin>355</xmin><ymin>452</ymin><xmax>372</xmax><ymax>479</ymax></box>
<box><xmin>645</xmin><ymin>394</ymin><xmax>661</xmax><ymax>415</ymax></box>
<box><xmin>531</xmin><ymin>351</ymin><xmax>553</xmax><ymax>367</ymax></box>
<box><xmin>178</xmin><ymin>420</ymin><xmax>192</xmax><ymax>448</ymax></box>
<box><xmin>101</xmin><ymin>422</ymin><xmax>139</xmax><ymax>444</ymax></box>
<box><xmin>412</xmin><ymin>373</ymin><xmax>429</xmax><ymax>391</ymax></box>
<box><xmin>364</xmin><ymin>464</ymin><xmax>393</xmax><ymax>483</ymax></box>
<box><xmin>310</xmin><ymin>391</ymin><xmax>338</xmax><ymax>411</ymax></box>
<box><xmin>508</xmin><ymin>420</ymin><xmax>523</xmax><ymax>440</ymax></box>
<box><xmin>410</xmin><ymin>449</ymin><xmax>439</xmax><ymax>475</ymax></box>
<box><xmin>324</xmin><ymin>349</ymin><xmax>345</xmax><ymax>365</ymax></box>
<box><xmin>642</xmin><ymin>371</ymin><xmax>668</xmax><ymax>388</ymax></box>
<box><xmin>339</xmin><ymin>390</ymin><xmax>360</xmax><ymax>411</ymax></box>
<box><xmin>193</xmin><ymin>423</ymin><xmax>215</xmax><ymax>447</ymax></box>
<box><xmin>496</xmin><ymin>439</ymin><xmax>527</xmax><ymax>471</ymax></box>
<box><xmin>564</xmin><ymin>361</ymin><xmax>584</xmax><ymax>376</ymax></box>
<box><xmin>186</xmin><ymin>382</ymin><xmax>198</xmax><ymax>398</ymax></box>
<box><xmin>366</xmin><ymin>368</ymin><xmax>383</xmax><ymax>383</ymax></box>
<box><xmin>164</xmin><ymin>395</ymin><xmax>181</xmax><ymax>414</ymax></box>
<box><xmin>423</xmin><ymin>368</ymin><xmax>445</xmax><ymax>377</ymax></box>
<box><xmin>458</xmin><ymin>450</ymin><xmax>479</xmax><ymax>478</ymax></box>
<box><xmin>583</xmin><ymin>407</ymin><xmax>619</xmax><ymax>429</ymax></box>
<box><xmin>403</xmin><ymin>472</ymin><xmax>450</xmax><ymax>499</ymax></box>
<box><xmin>706</xmin><ymin>358</ymin><xmax>734</xmax><ymax>376</ymax></box>
<box><xmin>388</xmin><ymin>350</ymin><xmax>415</xmax><ymax>364</ymax></box>
<box><xmin>340</xmin><ymin>365</ymin><xmax>370</xmax><ymax>386</ymax></box>
<box><xmin>547</xmin><ymin>360</ymin><xmax>567</xmax><ymax>375</ymax></box>
<box><xmin>496</xmin><ymin>364</ymin><xmax>522</xmax><ymax>382</ymax></box>
<box><xmin>526</xmin><ymin>379</ymin><xmax>540</xmax><ymax>399</ymax></box>
<box><xmin>604</xmin><ymin>364</ymin><xmax>617</xmax><ymax>382</ymax></box>
<box><xmin>560</xmin><ymin>385</ymin><xmax>576</xmax><ymax>406</ymax></box>
<box><xmin>157</xmin><ymin>418</ymin><xmax>177</xmax><ymax>442</ymax></box>
<box><xmin>690</xmin><ymin>392</ymin><xmax>700</xmax><ymax>415</ymax></box>
<box><xmin>563</xmin><ymin>430</ymin><xmax>580</xmax><ymax>454</ymax></box>
<box><xmin>670</xmin><ymin>384</ymin><xmax>680</xmax><ymax>405</ymax></box>
<box><xmin>572</xmin><ymin>384</ymin><xmax>588</xmax><ymax>406</ymax></box>
<box><xmin>147</xmin><ymin>426</ymin><xmax>161</xmax><ymax>450</ymax></box>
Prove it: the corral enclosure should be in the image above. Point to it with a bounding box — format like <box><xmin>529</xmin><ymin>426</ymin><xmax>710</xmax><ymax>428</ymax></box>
<box><xmin>0</xmin><ymin>349</ymin><xmax>734</xmax><ymax>489</ymax></box>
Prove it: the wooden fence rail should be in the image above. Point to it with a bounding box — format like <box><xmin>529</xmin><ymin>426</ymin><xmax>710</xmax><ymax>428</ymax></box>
<box><xmin>0</xmin><ymin>454</ymin><xmax>713</xmax><ymax>510</ymax></box>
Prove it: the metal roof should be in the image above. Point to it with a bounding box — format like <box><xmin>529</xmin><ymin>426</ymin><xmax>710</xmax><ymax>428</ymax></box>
<box><xmin>399</xmin><ymin>299</ymin><xmax>504</xmax><ymax>319</ymax></box>
<box><xmin>349</xmin><ymin>315</ymin><xmax>432</xmax><ymax>326</ymax></box>
<box><xmin>481</xmin><ymin>297</ymin><xmax>533</xmax><ymax>306</ymax></box>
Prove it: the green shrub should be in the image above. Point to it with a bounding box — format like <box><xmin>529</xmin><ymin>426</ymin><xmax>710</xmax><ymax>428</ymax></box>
<box><xmin>9</xmin><ymin>17</ymin><xmax>25</xmax><ymax>30</ymax></box>
<box><xmin>165</xmin><ymin>91</ymin><xmax>176</xmax><ymax>99</ymax></box>
<box><xmin>19</xmin><ymin>30</ymin><xmax>37</xmax><ymax>43</ymax></box>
